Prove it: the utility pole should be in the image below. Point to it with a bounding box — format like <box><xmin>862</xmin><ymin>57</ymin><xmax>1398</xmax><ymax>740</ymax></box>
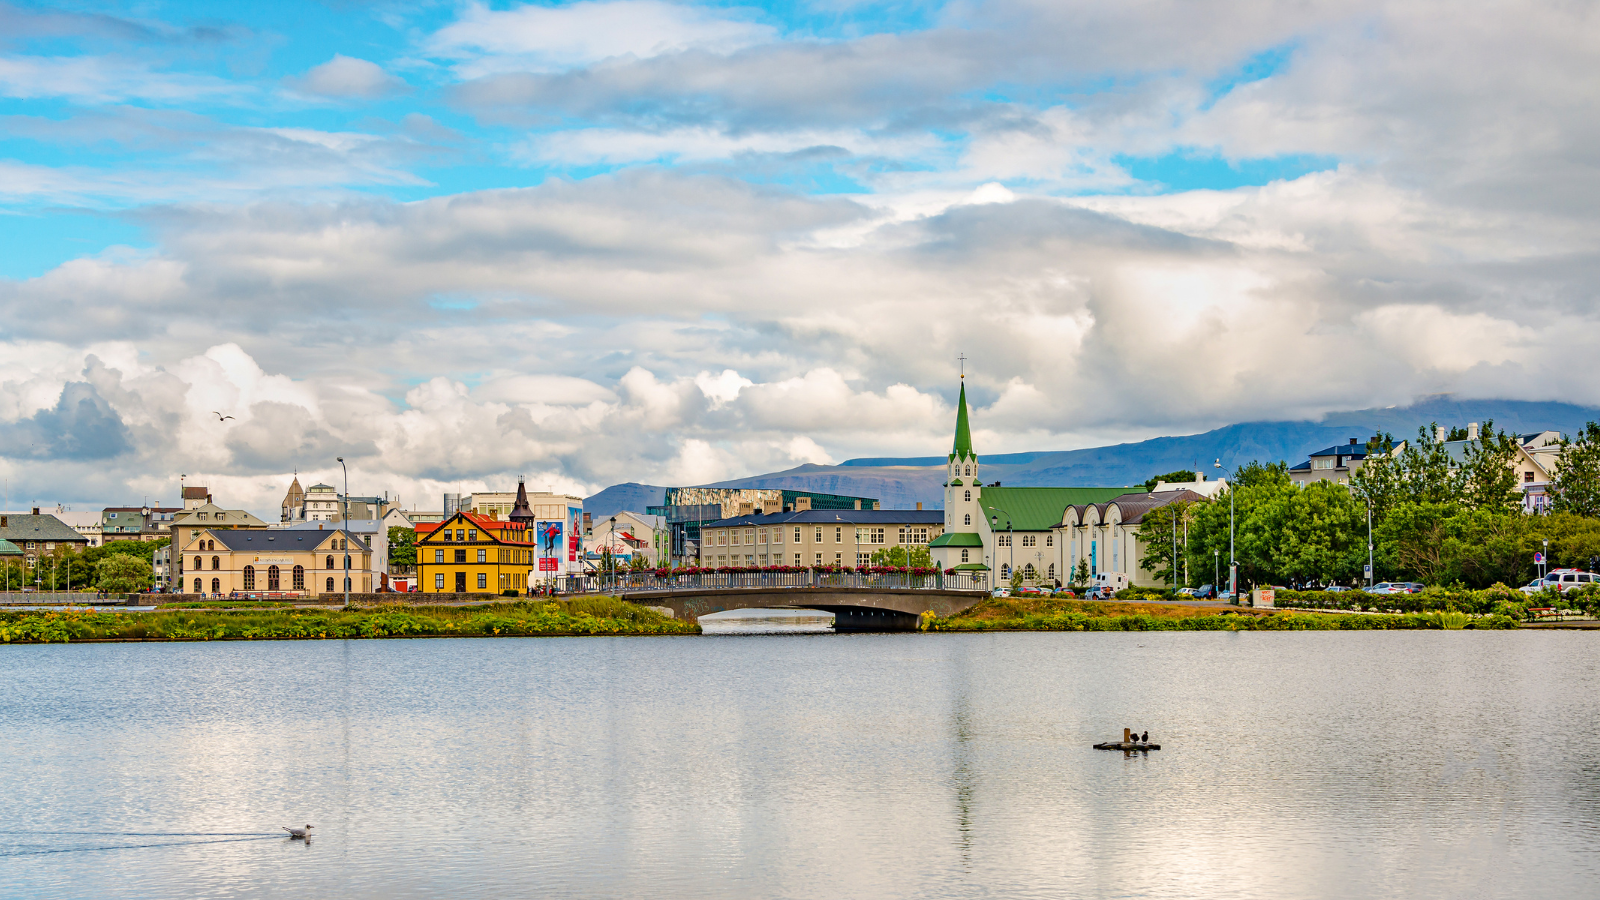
<box><xmin>337</xmin><ymin>456</ymin><xmax>349</xmax><ymax>606</ymax></box>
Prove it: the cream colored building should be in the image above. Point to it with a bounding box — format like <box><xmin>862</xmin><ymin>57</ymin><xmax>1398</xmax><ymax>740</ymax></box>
<box><xmin>461</xmin><ymin>490</ymin><xmax>583</xmax><ymax>521</ymax></box>
<box><xmin>697</xmin><ymin>509</ymin><xmax>944</xmax><ymax>568</ymax></box>
<box><xmin>180</xmin><ymin>524</ymin><xmax>378</xmax><ymax>596</ymax></box>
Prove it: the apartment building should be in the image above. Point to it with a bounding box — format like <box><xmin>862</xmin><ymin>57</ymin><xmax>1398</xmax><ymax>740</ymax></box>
<box><xmin>697</xmin><ymin>509</ymin><xmax>944</xmax><ymax>568</ymax></box>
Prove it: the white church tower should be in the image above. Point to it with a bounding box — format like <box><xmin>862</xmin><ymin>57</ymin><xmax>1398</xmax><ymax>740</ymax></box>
<box><xmin>930</xmin><ymin>377</ymin><xmax>987</xmax><ymax>571</ymax></box>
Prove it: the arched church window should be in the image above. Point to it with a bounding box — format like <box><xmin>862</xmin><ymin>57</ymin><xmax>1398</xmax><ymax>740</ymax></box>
<box><xmin>961</xmin><ymin>549</ymin><xmax>969</xmax><ymax>562</ymax></box>
<box><xmin>964</xmin><ymin>514</ymin><xmax>971</xmax><ymax>525</ymax></box>
<box><xmin>964</xmin><ymin>465</ymin><xmax>970</xmax><ymax>476</ymax></box>
<box><xmin>964</xmin><ymin>490</ymin><xmax>971</xmax><ymax>502</ymax></box>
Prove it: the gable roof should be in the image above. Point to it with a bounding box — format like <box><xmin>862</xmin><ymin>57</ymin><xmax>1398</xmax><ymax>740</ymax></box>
<box><xmin>172</xmin><ymin>504</ymin><xmax>269</xmax><ymax>526</ymax></box>
<box><xmin>980</xmin><ymin>487</ymin><xmax>1137</xmax><ymax>531</ymax></box>
<box><xmin>1102</xmin><ymin>490</ymin><xmax>1205</xmax><ymax>525</ymax></box>
<box><xmin>416</xmin><ymin>511</ymin><xmax>536</xmax><ymax>544</ymax></box>
<box><xmin>0</xmin><ymin>513</ymin><xmax>91</xmax><ymax>544</ymax></box>
<box><xmin>209</xmin><ymin>529</ymin><xmax>358</xmax><ymax>552</ymax></box>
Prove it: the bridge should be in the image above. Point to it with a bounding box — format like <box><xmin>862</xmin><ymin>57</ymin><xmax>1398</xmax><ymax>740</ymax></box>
<box><xmin>570</xmin><ymin>570</ymin><xmax>992</xmax><ymax>631</ymax></box>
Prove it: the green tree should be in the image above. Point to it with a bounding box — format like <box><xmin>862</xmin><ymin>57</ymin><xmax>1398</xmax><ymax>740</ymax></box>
<box><xmin>1071</xmin><ymin>559</ymin><xmax>1090</xmax><ymax>589</ymax></box>
<box><xmin>1136</xmin><ymin>500</ymin><xmax>1194</xmax><ymax>586</ymax></box>
<box><xmin>1350</xmin><ymin>432</ymin><xmax>1403</xmax><ymax>520</ymax></box>
<box><xmin>869</xmin><ymin>545</ymin><xmax>932</xmax><ymax>568</ymax></box>
<box><xmin>96</xmin><ymin>554</ymin><xmax>153</xmax><ymax>593</ymax></box>
<box><xmin>1231</xmin><ymin>460</ymin><xmax>1290</xmax><ymax>490</ymax></box>
<box><xmin>1551</xmin><ymin>422</ymin><xmax>1600</xmax><ymax>518</ymax></box>
<box><xmin>1141</xmin><ymin>469</ymin><xmax>1196</xmax><ymax>492</ymax></box>
<box><xmin>1458</xmin><ymin>421</ymin><xmax>1522</xmax><ymax>511</ymax></box>
<box><xmin>388</xmin><ymin>526</ymin><xmax>417</xmax><ymax>566</ymax></box>
<box><xmin>1398</xmin><ymin>424</ymin><xmax>1461</xmax><ymax>504</ymax></box>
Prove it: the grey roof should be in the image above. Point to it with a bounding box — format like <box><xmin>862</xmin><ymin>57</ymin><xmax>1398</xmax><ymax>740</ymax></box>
<box><xmin>281</xmin><ymin>519</ymin><xmax>382</xmax><ymax>533</ymax></box>
<box><xmin>210</xmin><ymin>529</ymin><xmax>358</xmax><ymax>551</ymax></box>
<box><xmin>705</xmin><ymin>509</ymin><xmax>945</xmax><ymax>528</ymax></box>
<box><xmin>1289</xmin><ymin>461</ymin><xmax>1312</xmax><ymax>471</ymax></box>
<box><xmin>1306</xmin><ymin>443</ymin><xmax>1369</xmax><ymax>459</ymax></box>
<box><xmin>0</xmin><ymin>514</ymin><xmax>91</xmax><ymax>544</ymax></box>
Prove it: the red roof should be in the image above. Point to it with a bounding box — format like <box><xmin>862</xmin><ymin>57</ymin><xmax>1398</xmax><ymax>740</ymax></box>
<box><xmin>415</xmin><ymin>511</ymin><xmax>536</xmax><ymax>545</ymax></box>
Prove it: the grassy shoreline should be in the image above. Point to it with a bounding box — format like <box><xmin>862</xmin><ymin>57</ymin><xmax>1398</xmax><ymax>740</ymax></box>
<box><xmin>924</xmin><ymin>596</ymin><xmax>1521</xmax><ymax>631</ymax></box>
<box><xmin>0</xmin><ymin>597</ymin><xmax>698</xmax><ymax>644</ymax></box>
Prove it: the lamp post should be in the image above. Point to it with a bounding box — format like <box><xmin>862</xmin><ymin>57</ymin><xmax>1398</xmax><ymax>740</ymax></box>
<box><xmin>988</xmin><ymin>509</ymin><xmax>1014</xmax><ymax>587</ymax></box>
<box><xmin>609</xmin><ymin>516</ymin><xmax>618</xmax><ymax>588</ymax></box>
<box><xmin>1543</xmin><ymin>538</ymin><xmax>1549</xmax><ymax>581</ymax></box>
<box><xmin>1214</xmin><ymin>548</ymin><xmax>1219</xmax><ymax>591</ymax></box>
<box><xmin>337</xmin><ymin>456</ymin><xmax>349</xmax><ymax>606</ymax></box>
<box><xmin>1366</xmin><ymin>498</ymin><xmax>1374</xmax><ymax>589</ymax></box>
<box><xmin>1215</xmin><ymin>459</ymin><xmax>1235</xmax><ymax>599</ymax></box>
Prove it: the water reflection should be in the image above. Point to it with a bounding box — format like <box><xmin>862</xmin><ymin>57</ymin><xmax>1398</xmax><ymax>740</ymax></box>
<box><xmin>0</xmin><ymin>632</ymin><xmax>1596</xmax><ymax>898</ymax></box>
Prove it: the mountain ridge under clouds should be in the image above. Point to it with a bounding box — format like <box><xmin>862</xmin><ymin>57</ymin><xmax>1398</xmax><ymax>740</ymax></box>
<box><xmin>582</xmin><ymin>396</ymin><xmax>1600</xmax><ymax>519</ymax></box>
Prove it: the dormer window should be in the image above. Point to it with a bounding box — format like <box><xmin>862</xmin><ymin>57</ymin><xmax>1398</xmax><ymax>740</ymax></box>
<box><xmin>964</xmin><ymin>465</ymin><xmax>971</xmax><ymax>476</ymax></box>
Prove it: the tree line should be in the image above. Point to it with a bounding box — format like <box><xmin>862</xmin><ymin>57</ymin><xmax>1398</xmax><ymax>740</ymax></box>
<box><xmin>1138</xmin><ymin>421</ymin><xmax>1600</xmax><ymax>589</ymax></box>
<box><xmin>2</xmin><ymin>538</ymin><xmax>168</xmax><ymax>593</ymax></box>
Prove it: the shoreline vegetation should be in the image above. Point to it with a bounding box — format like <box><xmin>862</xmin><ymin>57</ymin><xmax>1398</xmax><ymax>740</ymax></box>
<box><xmin>0</xmin><ymin>597</ymin><xmax>697</xmax><ymax>644</ymax></box>
<box><xmin>0</xmin><ymin>592</ymin><xmax>1538</xmax><ymax>644</ymax></box>
<box><xmin>923</xmin><ymin>596</ymin><xmax>1519</xmax><ymax>631</ymax></box>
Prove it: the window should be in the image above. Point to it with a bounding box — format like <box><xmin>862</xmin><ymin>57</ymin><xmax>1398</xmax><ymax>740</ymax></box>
<box><xmin>964</xmin><ymin>514</ymin><xmax>971</xmax><ymax>525</ymax></box>
<box><xmin>325</xmin><ymin>555</ymin><xmax>335</xmax><ymax>569</ymax></box>
<box><xmin>964</xmin><ymin>465</ymin><xmax>970</xmax><ymax>476</ymax></box>
<box><xmin>858</xmin><ymin>553</ymin><xmax>870</xmax><ymax>566</ymax></box>
<box><xmin>477</xmin><ymin>549</ymin><xmax>487</xmax><ymax>563</ymax></box>
<box><xmin>477</xmin><ymin>573</ymin><xmax>487</xmax><ymax>589</ymax></box>
<box><xmin>815</xmin><ymin>553</ymin><xmax>823</xmax><ymax>565</ymax></box>
<box><xmin>745</xmin><ymin>529</ymin><xmax>755</xmax><ymax>543</ymax></box>
<box><xmin>1314</xmin><ymin>458</ymin><xmax>1335</xmax><ymax>470</ymax></box>
<box><xmin>870</xmin><ymin>528</ymin><xmax>885</xmax><ymax>544</ymax></box>
<box><xmin>1022</xmin><ymin>535</ymin><xmax>1036</xmax><ymax>548</ymax></box>
<box><xmin>964</xmin><ymin>490</ymin><xmax>971</xmax><ymax>502</ymax></box>
<box><xmin>759</xmin><ymin>554</ymin><xmax>768</xmax><ymax>565</ymax></box>
<box><xmin>212</xmin><ymin>578</ymin><xmax>221</xmax><ymax>592</ymax></box>
<box><xmin>435</xmin><ymin>549</ymin><xmax>444</xmax><ymax>563</ymax></box>
<box><xmin>773</xmin><ymin>528</ymin><xmax>783</xmax><ymax>544</ymax></box>
<box><xmin>449</xmin><ymin>549</ymin><xmax>463</xmax><ymax>563</ymax></box>
<box><xmin>243</xmin><ymin>566</ymin><xmax>255</xmax><ymax>590</ymax></box>
<box><xmin>814</xmin><ymin>528</ymin><xmax>822</xmax><ymax>542</ymax></box>
<box><xmin>745</xmin><ymin>555</ymin><xmax>754</xmax><ymax>566</ymax></box>
<box><xmin>758</xmin><ymin>528</ymin><xmax>767</xmax><ymax>544</ymax></box>
<box><xmin>267</xmin><ymin>565</ymin><xmax>281</xmax><ymax>591</ymax></box>
<box><xmin>961</xmin><ymin>549</ymin><xmax>969</xmax><ymax>563</ymax></box>
<box><xmin>835</xmin><ymin>527</ymin><xmax>843</xmax><ymax>542</ymax></box>
<box><xmin>731</xmin><ymin>531</ymin><xmax>740</xmax><ymax>546</ymax></box>
<box><xmin>442</xmin><ymin>530</ymin><xmax>452</xmax><ymax>542</ymax></box>
<box><xmin>834</xmin><ymin>552</ymin><xmax>843</xmax><ymax>564</ymax></box>
<box><xmin>1048</xmin><ymin>564</ymin><xmax>1056</xmax><ymax>578</ymax></box>
<box><xmin>1525</xmin><ymin>471</ymin><xmax>1535</xmax><ymax>483</ymax></box>
<box><xmin>193</xmin><ymin>577</ymin><xmax>202</xmax><ymax>592</ymax></box>
<box><xmin>469</xmin><ymin>530</ymin><xmax>478</xmax><ymax>541</ymax></box>
<box><xmin>1046</xmin><ymin>534</ymin><xmax>1053</xmax><ymax>547</ymax></box>
<box><xmin>1001</xmin><ymin>564</ymin><xmax>1010</xmax><ymax>578</ymax></box>
<box><xmin>211</xmin><ymin>556</ymin><xmax>220</xmax><ymax>570</ymax></box>
<box><xmin>293</xmin><ymin>566</ymin><xmax>305</xmax><ymax>591</ymax></box>
<box><xmin>1024</xmin><ymin>564</ymin><xmax>1037</xmax><ymax>579</ymax></box>
<box><xmin>794</xmin><ymin>554</ymin><xmax>802</xmax><ymax>565</ymax></box>
<box><xmin>207</xmin><ymin>540</ymin><xmax>214</xmax><ymax>551</ymax></box>
<box><xmin>194</xmin><ymin>555</ymin><xmax>203</xmax><ymax>569</ymax></box>
<box><xmin>997</xmin><ymin>534</ymin><xmax>1008</xmax><ymax>547</ymax></box>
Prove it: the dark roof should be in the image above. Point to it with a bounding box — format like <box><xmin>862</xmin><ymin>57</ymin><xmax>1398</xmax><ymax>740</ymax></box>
<box><xmin>0</xmin><ymin>514</ymin><xmax>91</xmax><ymax>543</ymax></box>
<box><xmin>1306</xmin><ymin>444</ymin><xmax>1370</xmax><ymax>459</ymax></box>
<box><xmin>182</xmin><ymin>486</ymin><xmax>210</xmax><ymax>499</ymax></box>
<box><xmin>706</xmin><ymin>509</ymin><xmax>945</xmax><ymax>528</ymax></box>
<box><xmin>1289</xmin><ymin>461</ymin><xmax>1312</xmax><ymax>471</ymax></box>
<box><xmin>210</xmin><ymin>529</ymin><xmax>358</xmax><ymax>551</ymax></box>
<box><xmin>1101</xmin><ymin>490</ymin><xmax>1206</xmax><ymax>525</ymax></box>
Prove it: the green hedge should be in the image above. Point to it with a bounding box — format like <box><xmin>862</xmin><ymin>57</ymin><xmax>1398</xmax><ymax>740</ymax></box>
<box><xmin>1272</xmin><ymin>583</ymin><xmax>1597</xmax><ymax>620</ymax></box>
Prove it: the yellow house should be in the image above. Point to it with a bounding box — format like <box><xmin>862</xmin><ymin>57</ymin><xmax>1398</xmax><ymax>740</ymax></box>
<box><xmin>415</xmin><ymin>512</ymin><xmax>537</xmax><ymax>594</ymax></box>
<box><xmin>181</xmin><ymin>526</ymin><xmax>377</xmax><ymax>596</ymax></box>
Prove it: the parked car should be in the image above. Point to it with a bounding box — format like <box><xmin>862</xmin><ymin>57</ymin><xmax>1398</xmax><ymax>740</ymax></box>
<box><xmin>1324</xmin><ymin>586</ymin><xmax>1351</xmax><ymax>593</ymax></box>
<box><xmin>1520</xmin><ymin>570</ymin><xmax>1597</xmax><ymax>594</ymax></box>
<box><xmin>1017</xmin><ymin>585</ymin><xmax>1048</xmax><ymax>596</ymax></box>
<box><xmin>1194</xmin><ymin>584</ymin><xmax>1217</xmax><ymax>599</ymax></box>
<box><xmin>1176</xmin><ymin>587</ymin><xmax>1197</xmax><ymax>597</ymax></box>
<box><xmin>1053</xmin><ymin>589</ymin><xmax>1077</xmax><ymax>599</ymax></box>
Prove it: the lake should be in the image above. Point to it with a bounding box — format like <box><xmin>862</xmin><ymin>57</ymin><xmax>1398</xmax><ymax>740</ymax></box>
<box><xmin>1</xmin><ymin>631</ymin><xmax>1596</xmax><ymax>898</ymax></box>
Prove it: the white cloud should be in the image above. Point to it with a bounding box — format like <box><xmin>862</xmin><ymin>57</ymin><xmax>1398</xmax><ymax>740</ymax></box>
<box><xmin>0</xmin><ymin>54</ymin><xmax>239</xmax><ymax>103</ymax></box>
<box><xmin>285</xmin><ymin>55</ymin><xmax>409</xmax><ymax>100</ymax></box>
<box><xmin>427</xmin><ymin>0</ymin><xmax>778</xmax><ymax>75</ymax></box>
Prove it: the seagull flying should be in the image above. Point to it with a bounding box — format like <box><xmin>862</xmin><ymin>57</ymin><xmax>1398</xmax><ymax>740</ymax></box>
<box><xmin>214</xmin><ymin>411</ymin><xmax>235</xmax><ymax>422</ymax></box>
<box><xmin>282</xmin><ymin>824</ymin><xmax>314</xmax><ymax>839</ymax></box>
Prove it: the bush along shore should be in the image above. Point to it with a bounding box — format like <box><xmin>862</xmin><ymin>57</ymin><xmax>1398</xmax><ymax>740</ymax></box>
<box><xmin>923</xmin><ymin>596</ymin><xmax>1520</xmax><ymax>631</ymax></box>
<box><xmin>0</xmin><ymin>598</ymin><xmax>697</xmax><ymax>644</ymax></box>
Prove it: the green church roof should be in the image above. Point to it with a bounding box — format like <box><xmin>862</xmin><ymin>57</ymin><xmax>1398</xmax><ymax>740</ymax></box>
<box><xmin>951</xmin><ymin>380</ymin><xmax>973</xmax><ymax>461</ymax></box>
<box><xmin>928</xmin><ymin>531</ymin><xmax>984</xmax><ymax>548</ymax></box>
<box><xmin>979</xmin><ymin>487</ymin><xmax>1138</xmax><ymax>532</ymax></box>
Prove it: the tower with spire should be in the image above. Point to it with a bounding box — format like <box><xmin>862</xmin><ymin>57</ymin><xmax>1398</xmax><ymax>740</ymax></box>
<box><xmin>280</xmin><ymin>472</ymin><xmax>305</xmax><ymax>523</ymax></box>
<box><xmin>509</xmin><ymin>476</ymin><xmax>536</xmax><ymax>526</ymax></box>
<box><xmin>928</xmin><ymin>370</ymin><xmax>988</xmax><ymax>572</ymax></box>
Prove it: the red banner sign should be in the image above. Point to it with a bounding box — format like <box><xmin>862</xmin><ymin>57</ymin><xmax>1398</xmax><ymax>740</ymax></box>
<box><xmin>539</xmin><ymin>557</ymin><xmax>559</xmax><ymax>572</ymax></box>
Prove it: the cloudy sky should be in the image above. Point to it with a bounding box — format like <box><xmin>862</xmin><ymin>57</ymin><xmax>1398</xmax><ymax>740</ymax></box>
<box><xmin>1</xmin><ymin>0</ymin><xmax>1596</xmax><ymax>514</ymax></box>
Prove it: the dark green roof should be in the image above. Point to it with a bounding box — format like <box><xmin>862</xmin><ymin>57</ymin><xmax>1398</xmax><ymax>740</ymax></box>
<box><xmin>951</xmin><ymin>380</ymin><xmax>973</xmax><ymax>460</ymax></box>
<box><xmin>929</xmin><ymin>531</ymin><xmax>984</xmax><ymax>547</ymax></box>
<box><xmin>0</xmin><ymin>539</ymin><xmax>21</xmax><ymax>556</ymax></box>
<box><xmin>952</xmin><ymin>562</ymin><xmax>990</xmax><ymax>571</ymax></box>
<box><xmin>979</xmin><ymin>487</ymin><xmax>1137</xmax><ymax>531</ymax></box>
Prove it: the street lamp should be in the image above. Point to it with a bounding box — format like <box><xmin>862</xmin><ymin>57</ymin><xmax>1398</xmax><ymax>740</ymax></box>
<box><xmin>337</xmin><ymin>456</ymin><xmax>349</xmax><ymax>606</ymax></box>
<box><xmin>988</xmin><ymin>509</ymin><xmax>1014</xmax><ymax>586</ymax></box>
<box><xmin>1365</xmin><ymin>498</ymin><xmax>1374</xmax><ymax>589</ymax></box>
<box><xmin>1215</xmin><ymin>459</ymin><xmax>1235</xmax><ymax>599</ymax></box>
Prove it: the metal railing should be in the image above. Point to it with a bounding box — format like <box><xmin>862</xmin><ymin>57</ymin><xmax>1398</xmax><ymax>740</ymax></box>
<box><xmin>0</xmin><ymin>592</ymin><xmax>128</xmax><ymax>605</ymax></box>
<box><xmin>559</xmin><ymin>569</ymin><xmax>990</xmax><ymax>595</ymax></box>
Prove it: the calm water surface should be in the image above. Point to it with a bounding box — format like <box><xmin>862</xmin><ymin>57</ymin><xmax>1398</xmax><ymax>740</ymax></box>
<box><xmin>1</xmin><ymin>632</ymin><xmax>1597</xmax><ymax>898</ymax></box>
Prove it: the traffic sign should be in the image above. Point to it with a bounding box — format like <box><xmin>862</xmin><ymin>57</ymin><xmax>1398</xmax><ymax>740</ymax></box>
<box><xmin>1534</xmin><ymin>552</ymin><xmax>1545</xmax><ymax>564</ymax></box>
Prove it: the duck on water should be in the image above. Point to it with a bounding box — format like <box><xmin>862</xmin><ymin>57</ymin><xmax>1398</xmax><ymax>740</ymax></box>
<box><xmin>1094</xmin><ymin>728</ymin><xmax>1159</xmax><ymax>751</ymax></box>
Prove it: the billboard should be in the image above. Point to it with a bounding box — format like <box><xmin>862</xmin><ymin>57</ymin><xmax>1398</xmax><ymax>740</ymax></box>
<box><xmin>568</xmin><ymin>507</ymin><xmax>581</xmax><ymax>562</ymax></box>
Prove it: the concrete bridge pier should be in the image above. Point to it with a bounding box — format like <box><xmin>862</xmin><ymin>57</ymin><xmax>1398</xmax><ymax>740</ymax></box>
<box><xmin>817</xmin><ymin>606</ymin><xmax>922</xmax><ymax>632</ymax></box>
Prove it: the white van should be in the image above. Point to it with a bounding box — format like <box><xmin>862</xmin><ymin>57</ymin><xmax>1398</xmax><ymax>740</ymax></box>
<box><xmin>1092</xmin><ymin>572</ymin><xmax>1128</xmax><ymax>592</ymax></box>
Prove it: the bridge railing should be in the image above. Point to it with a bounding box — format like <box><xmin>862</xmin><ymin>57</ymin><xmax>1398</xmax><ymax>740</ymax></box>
<box><xmin>563</xmin><ymin>570</ymin><xmax>991</xmax><ymax>594</ymax></box>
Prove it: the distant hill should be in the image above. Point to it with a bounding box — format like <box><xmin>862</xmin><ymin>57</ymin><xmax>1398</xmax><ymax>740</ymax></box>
<box><xmin>585</xmin><ymin>397</ymin><xmax>1600</xmax><ymax>514</ymax></box>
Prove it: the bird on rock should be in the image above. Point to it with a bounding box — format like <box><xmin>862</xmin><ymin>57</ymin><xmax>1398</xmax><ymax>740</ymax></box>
<box><xmin>282</xmin><ymin>824</ymin><xmax>314</xmax><ymax>839</ymax></box>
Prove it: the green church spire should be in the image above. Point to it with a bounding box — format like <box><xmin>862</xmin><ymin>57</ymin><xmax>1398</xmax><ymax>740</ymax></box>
<box><xmin>951</xmin><ymin>379</ymin><xmax>973</xmax><ymax>460</ymax></box>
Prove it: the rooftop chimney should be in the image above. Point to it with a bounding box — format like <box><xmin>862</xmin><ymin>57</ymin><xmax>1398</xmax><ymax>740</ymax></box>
<box><xmin>1468</xmin><ymin>422</ymin><xmax>1480</xmax><ymax>440</ymax></box>
<box><xmin>793</xmin><ymin>497</ymin><xmax>812</xmax><ymax>511</ymax></box>
<box><xmin>32</xmin><ymin>507</ymin><xmax>40</xmax><ymax>516</ymax></box>
<box><xmin>916</xmin><ymin>502</ymin><xmax>923</xmax><ymax>510</ymax></box>
<box><xmin>1349</xmin><ymin>437</ymin><xmax>1358</xmax><ymax>445</ymax></box>
<box><xmin>1436</xmin><ymin>425</ymin><xmax>1447</xmax><ymax>442</ymax></box>
<box><xmin>854</xmin><ymin>500</ymin><xmax>861</xmax><ymax>510</ymax></box>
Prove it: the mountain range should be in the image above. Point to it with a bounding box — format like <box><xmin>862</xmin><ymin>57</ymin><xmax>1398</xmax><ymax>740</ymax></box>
<box><xmin>583</xmin><ymin>397</ymin><xmax>1600</xmax><ymax>519</ymax></box>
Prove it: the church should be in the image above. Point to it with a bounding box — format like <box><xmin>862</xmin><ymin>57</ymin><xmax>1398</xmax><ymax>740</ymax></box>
<box><xmin>927</xmin><ymin>378</ymin><xmax>1205</xmax><ymax>587</ymax></box>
